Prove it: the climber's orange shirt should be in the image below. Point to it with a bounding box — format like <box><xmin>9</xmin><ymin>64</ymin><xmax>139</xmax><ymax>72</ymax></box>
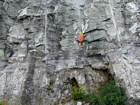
<box><xmin>78</xmin><ymin>35</ymin><xmax>84</xmax><ymax>42</ymax></box>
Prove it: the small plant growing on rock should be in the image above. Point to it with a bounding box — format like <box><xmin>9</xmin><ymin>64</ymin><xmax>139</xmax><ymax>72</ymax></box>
<box><xmin>47</xmin><ymin>85</ymin><xmax>53</xmax><ymax>90</ymax></box>
<box><xmin>50</xmin><ymin>78</ymin><xmax>56</xmax><ymax>85</ymax></box>
<box><xmin>46</xmin><ymin>78</ymin><xmax>56</xmax><ymax>91</ymax></box>
<box><xmin>71</xmin><ymin>86</ymin><xmax>86</xmax><ymax>101</ymax></box>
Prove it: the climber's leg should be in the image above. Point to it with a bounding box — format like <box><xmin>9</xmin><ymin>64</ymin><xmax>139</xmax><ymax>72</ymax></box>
<box><xmin>80</xmin><ymin>42</ymin><xmax>83</xmax><ymax>48</ymax></box>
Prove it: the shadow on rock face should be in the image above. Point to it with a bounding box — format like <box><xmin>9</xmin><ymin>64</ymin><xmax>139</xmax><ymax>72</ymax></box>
<box><xmin>70</xmin><ymin>77</ymin><xmax>79</xmax><ymax>87</ymax></box>
<box><xmin>0</xmin><ymin>0</ymin><xmax>4</xmax><ymax>2</ymax></box>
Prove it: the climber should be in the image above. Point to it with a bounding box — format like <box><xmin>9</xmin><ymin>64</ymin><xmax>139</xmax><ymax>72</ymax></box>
<box><xmin>77</xmin><ymin>31</ymin><xmax>84</xmax><ymax>48</ymax></box>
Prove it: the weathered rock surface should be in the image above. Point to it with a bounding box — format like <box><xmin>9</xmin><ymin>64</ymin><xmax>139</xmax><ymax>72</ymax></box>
<box><xmin>0</xmin><ymin>0</ymin><xmax>140</xmax><ymax>105</ymax></box>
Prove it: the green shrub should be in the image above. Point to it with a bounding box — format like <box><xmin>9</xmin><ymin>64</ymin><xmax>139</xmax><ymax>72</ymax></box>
<box><xmin>71</xmin><ymin>86</ymin><xmax>86</xmax><ymax>101</ymax></box>
<box><xmin>98</xmin><ymin>80</ymin><xmax>127</xmax><ymax>105</ymax></box>
<box><xmin>0</xmin><ymin>101</ymin><xmax>7</xmax><ymax>105</ymax></box>
<box><xmin>88</xmin><ymin>80</ymin><xmax>127</xmax><ymax>105</ymax></box>
<box><xmin>87</xmin><ymin>90</ymin><xmax>99</xmax><ymax>105</ymax></box>
<box><xmin>71</xmin><ymin>80</ymin><xmax>127</xmax><ymax>105</ymax></box>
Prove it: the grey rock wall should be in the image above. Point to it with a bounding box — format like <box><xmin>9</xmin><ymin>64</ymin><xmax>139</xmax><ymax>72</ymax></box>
<box><xmin>0</xmin><ymin>0</ymin><xmax>140</xmax><ymax>105</ymax></box>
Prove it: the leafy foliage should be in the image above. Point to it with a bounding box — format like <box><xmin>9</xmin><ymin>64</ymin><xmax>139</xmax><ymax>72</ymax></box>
<box><xmin>87</xmin><ymin>90</ymin><xmax>99</xmax><ymax>105</ymax></box>
<box><xmin>97</xmin><ymin>80</ymin><xmax>127</xmax><ymax>105</ymax></box>
<box><xmin>71</xmin><ymin>80</ymin><xmax>127</xmax><ymax>105</ymax></box>
<box><xmin>47</xmin><ymin>85</ymin><xmax>52</xmax><ymax>90</ymax></box>
<box><xmin>0</xmin><ymin>101</ymin><xmax>7</xmax><ymax>105</ymax></box>
<box><xmin>46</xmin><ymin>78</ymin><xmax>56</xmax><ymax>91</ymax></box>
<box><xmin>71</xmin><ymin>86</ymin><xmax>86</xmax><ymax>101</ymax></box>
<box><xmin>50</xmin><ymin>78</ymin><xmax>56</xmax><ymax>85</ymax></box>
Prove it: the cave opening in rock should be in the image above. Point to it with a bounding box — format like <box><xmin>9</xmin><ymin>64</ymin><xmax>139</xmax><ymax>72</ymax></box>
<box><xmin>70</xmin><ymin>77</ymin><xmax>79</xmax><ymax>87</ymax></box>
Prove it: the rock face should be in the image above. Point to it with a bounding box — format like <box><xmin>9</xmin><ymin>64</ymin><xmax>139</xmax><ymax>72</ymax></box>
<box><xmin>0</xmin><ymin>0</ymin><xmax>140</xmax><ymax>105</ymax></box>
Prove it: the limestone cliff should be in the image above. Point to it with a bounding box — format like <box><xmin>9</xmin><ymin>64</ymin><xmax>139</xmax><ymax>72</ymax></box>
<box><xmin>0</xmin><ymin>0</ymin><xmax>140</xmax><ymax>105</ymax></box>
